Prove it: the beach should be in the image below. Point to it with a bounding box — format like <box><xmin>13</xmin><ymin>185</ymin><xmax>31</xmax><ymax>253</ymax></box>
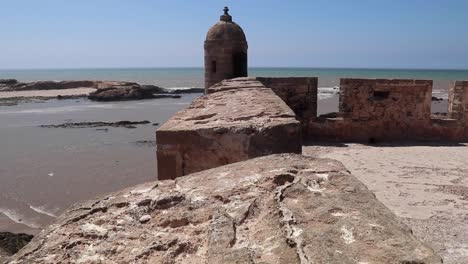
<box><xmin>0</xmin><ymin>88</ymin><xmax>96</xmax><ymax>99</ymax></box>
<box><xmin>303</xmin><ymin>143</ymin><xmax>468</xmax><ymax>263</ymax></box>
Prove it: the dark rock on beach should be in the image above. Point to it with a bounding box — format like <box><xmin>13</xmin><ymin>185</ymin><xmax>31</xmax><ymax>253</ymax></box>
<box><xmin>0</xmin><ymin>79</ymin><xmax>203</xmax><ymax>103</ymax></box>
<box><xmin>170</xmin><ymin>87</ymin><xmax>205</xmax><ymax>94</ymax></box>
<box><xmin>0</xmin><ymin>79</ymin><xmax>19</xmax><ymax>85</ymax></box>
<box><xmin>88</xmin><ymin>87</ymin><xmax>156</xmax><ymax>101</ymax></box>
<box><xmin>87</xmin><ymin>85</ymin><xmax>193</xmax><ymax>102</ymax></box>
<box><xmin>40</xmin><ymin>121</ymin><xmax>151</xmax><ymax>129</ymax></box>
<box><xmin>0</xmin><ymin>232</ymin><xmax>33</xmax><ymax>263</ymax></box>
<box><xmin>0</xmin><ymin>80</ymin><xmax>138</xmax><ymax>92</ymax></box>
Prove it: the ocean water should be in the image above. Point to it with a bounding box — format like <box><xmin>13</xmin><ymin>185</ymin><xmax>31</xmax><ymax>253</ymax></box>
<box><xmin>1</xmin><ymin>67</ymin><xmax>468</xmax><ymax>89</ymax></box>
<box><xmin>0</xmin><ymin>96</ymin><xmax>198</xmax><ymax>234</ymax></box>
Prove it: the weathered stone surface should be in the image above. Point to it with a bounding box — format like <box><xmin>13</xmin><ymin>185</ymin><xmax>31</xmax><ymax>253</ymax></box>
<box><xmin>9</xmin><ymin>154</ymin><xmax>441</xmax><ymax>263</ymax></box>
<box><xmin>157</xmin><ymin>79</ymin><xmax>301</xmax><ymax>180</ymax></box>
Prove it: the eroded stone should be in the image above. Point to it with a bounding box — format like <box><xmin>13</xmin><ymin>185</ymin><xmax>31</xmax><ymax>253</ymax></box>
<box><xmin>9</xmin><ymin>154</ymin><xmax>441</xmax><ymax>264</ymax></box>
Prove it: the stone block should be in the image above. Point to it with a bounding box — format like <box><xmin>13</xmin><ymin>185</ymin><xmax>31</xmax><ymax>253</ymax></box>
<box><xmin>157</xmin><ymin>79</ymin><xmax>301</xmax><ymax>180</ymax></box>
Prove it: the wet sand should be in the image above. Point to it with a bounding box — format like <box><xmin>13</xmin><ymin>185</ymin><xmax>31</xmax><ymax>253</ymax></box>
<box><xmin>303</xmin><ymin>143</ymin><xmax>468</xmax><ymax>264</ymax></box>
<box><xmin>0</xmin><ymin>88</ymin><xmax>97</xmax><ymax>99</ymax></box>
<box><xmin>0</xmin><ymin>95</ymin><xmax>200</xmax><ymax>234</ymax></box>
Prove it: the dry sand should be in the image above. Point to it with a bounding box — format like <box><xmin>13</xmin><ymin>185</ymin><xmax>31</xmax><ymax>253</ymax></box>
<box><xmin>0</xmin><ymin>88</ymin><xmax>97</xmax><ymax>99</ymax></box>
<box><xmin>304</xmin><ymin>143</ymin><xmax>468</xmax><ymax>264</ymax></box>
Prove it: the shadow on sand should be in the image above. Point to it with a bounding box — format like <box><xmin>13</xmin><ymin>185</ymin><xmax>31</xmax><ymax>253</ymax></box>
<box><xmin>302</xmin><ymin>140</ymin><xmax>467</xmax><ymax>148</ymax></box>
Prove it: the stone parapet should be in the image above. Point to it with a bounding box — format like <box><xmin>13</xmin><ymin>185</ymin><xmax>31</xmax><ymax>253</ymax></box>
<box><xmin>157</xmin><ymin>78</ymin><xmax>301</xmax><ymax>180</ymax></box>
<box><xmin>448</xmin><ymin>81</ymin><xmax>468</xmax><ymax>120</ymax></box>
<box><xmin>309</xmin><ymin>79</ymin><xmax>468</xmax><ymax>142</ymax></box>
<box><xmin>257</xmin><ymin>77</ymin><xmax>318</xmax><ymax>122</ymax></box>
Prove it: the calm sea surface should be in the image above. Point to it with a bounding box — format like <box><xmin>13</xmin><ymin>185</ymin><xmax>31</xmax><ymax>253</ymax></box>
<box><xmin>1</xmin><ymin>67</ymin><xmax>468</xmax><ymax>89</ymax></box>
<box><xmin>1</xmin><ymin>67</ymin><xmax>467</xmax><ymax>234</ymax></box>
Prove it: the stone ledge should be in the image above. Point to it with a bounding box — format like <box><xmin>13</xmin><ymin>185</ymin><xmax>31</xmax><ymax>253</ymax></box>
<box><xmin>157</xmin><ymin>79</ymin><xmax>301</xmax><ymax>180</ymax></box>
<box><xmin>10</xmin><ymin>154</ymin><xmax>442</xmax><ymax>264</ymax></box>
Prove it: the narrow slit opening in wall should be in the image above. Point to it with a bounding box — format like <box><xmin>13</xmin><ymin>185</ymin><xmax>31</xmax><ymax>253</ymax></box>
<box><xmin>371</xmin><ymin>91</ymin><xmax>390</xmax><ymax>101</ymax></box>
<box><xmin>211</xmin><ymin>61</ymin><xmax>217</xmax><ymax>73</ymax></box>
<box><xmin>317</xmin><ymin>78</ymin><xmax>340</xmax><ymax>118</ymax></box>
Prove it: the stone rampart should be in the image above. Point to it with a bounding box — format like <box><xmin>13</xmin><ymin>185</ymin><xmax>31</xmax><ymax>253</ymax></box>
<box><xmin>448</xmin><ymin>81</ymin><xmax>468</xmax><ymax>120</ymax></box>
<box><xmin>308</xmin><ymin>78</ymin><xmax>468</xmax><ymax>142</ymax></box>
<box><xmin>157</xmin><ymin>78</ymin><xmax>301</xmax><ymax>180</ymax></box>
<box><xmin>158</xmin><ymin>77</ymin><xmax>468</xmax><ymax>181</ymax></box>
<box><xmin>257</xmin><ymin>77</ymin><xmax>318</xmax><ymax>123</ymax></box>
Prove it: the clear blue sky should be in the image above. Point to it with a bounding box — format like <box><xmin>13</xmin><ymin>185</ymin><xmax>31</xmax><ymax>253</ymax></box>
<box><xmin>1</xmin><ymin>0</ymin><xmax>467</xmax><ymax>69</ymax></box>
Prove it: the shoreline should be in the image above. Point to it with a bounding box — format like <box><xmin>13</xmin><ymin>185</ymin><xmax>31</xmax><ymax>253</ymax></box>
<box><xmin>0</xmin><ymin>88</ymin><xmax>96</xmax><ymax>99</ymax></box>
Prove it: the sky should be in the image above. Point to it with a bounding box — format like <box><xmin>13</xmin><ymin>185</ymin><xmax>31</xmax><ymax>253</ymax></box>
<box><xmin>0</xmin><ymin>0</ymin><xmax>467</xmax><ymax>70</ymax></box>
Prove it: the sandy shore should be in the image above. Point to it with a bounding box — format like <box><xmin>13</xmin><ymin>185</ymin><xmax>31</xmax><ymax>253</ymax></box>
<box><xmin>304</xmin><ymin>143</ymin><xmax>468</xmax><ymax>264</ymax></box>
<box><xmin>0</xmin><ymin>88</ymin><xmax>97</xmax><ymax>99</ymax></box>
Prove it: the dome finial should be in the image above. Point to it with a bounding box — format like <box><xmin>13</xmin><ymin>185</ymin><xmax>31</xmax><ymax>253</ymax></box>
<box><xmin>220</xmin><ymin>6</ymin><xmax>232</xmax><ymax>22</ymax></box>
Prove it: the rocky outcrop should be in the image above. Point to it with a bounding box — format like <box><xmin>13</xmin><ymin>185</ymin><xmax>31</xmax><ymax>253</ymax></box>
<box><xmin>39</xmin><ymin>121</ymin><xmax>151</xmax><ymax>129</ymax></box>
<box><xmin>157</xmin><ymin>78</ymin><xmax>302</xmax><ymax>180</ymax></box>
<box><xmin>0</xmin><ymin>233</ymin><xmax>33</xmax><ymax>263</ymax></box>
<box><xmin>88</xmin><ymin>87</ymin><xmax>181</xmax><ymax>102</ymax></box>
<box><xmin>0</xmin><ymin>80</ymin><xmax>138</xmax><ymax>91</ymax></box>
<box><xmin>9</xmin><ymin>154</ymin><xmax>441</xmax><ymax>263</ymax></box>
<box><xmin>0</xmin><ymin>79</ymin><xmax>18</xmax><ymax>86</ymax></box>
<box><xmin>0</xmin><ymin>80</ymin><xmax>203</xmax><ymax>102</ymax></box>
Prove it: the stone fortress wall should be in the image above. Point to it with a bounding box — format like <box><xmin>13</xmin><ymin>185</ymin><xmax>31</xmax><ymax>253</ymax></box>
<box><xmin>157</xmin><ymin>77</ymin><xmax>468</xmax><ymax>180</ymax></box>
<box><xmin>309</xmin><ymin>78</ymin><xmax>468</xmax><ymax>141</ymax></box>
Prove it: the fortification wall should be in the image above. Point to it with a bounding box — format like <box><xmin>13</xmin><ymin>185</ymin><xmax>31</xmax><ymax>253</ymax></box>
<box><xmin>157</xmin><ymin>77</ymin><xmax>468</xmax><ymax>181</ymax></box>
<box><xmin>448</xmin><ymin>81</ymin><xmax>468</xmax><ymax>120</ymax></box>
<box><xmin>156</xmin><ymin>78</ymin><xmax>301</xmax><ymax>180</ymax></box>
<box><xmin>257</xmin><ymin>77</ymin><xmax>318</xmax><ymax>122</ymax></box>
<box><xmin>308</xmin><ymin>79</ymin><xmax>468</xmax><ymax>142</ymax></box>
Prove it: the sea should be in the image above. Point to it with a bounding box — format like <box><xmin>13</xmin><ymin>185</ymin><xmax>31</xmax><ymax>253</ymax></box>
<box><xmin>1</xmin><ymin>67</ymin><xmax>468</xmax><ymax>234</ymax></box>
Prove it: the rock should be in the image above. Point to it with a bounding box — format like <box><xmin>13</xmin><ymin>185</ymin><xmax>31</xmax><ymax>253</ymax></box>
<box><xmin>39</xmin><ymin>121</ymin><xmax>150</xmax><ymax>129</ymax></box>
<box><xmin>135</xmin><ymin>140</ymin><xmax>157</xmax><ymax>147</ymax></box>
<box><xmin>0</xmin><ymin>232</ymin><xmax>33</xmax><ymax>262</ymax></box>
<box><xmin>139</xmin><ymin>215</ymin><xmax>151</xmax><ymax>224</ymax></box>
<box><xmin>318</xmin><ymin>112</ymin><xmax>340</xmax><ymax>118</ymax></box>
<box><xmin>0</xmin><ymin>79</ymin><xmax>18</xmax><ymax>85</ymax></box>
<box><xmin>169</xmin><ymin>88</ymin><xmax>205</xmax><ymax>94</ymax></box>
<box><xmin>17</xmin><ymin>81</ymin><xmax>63</xmax><ymax>90</ymax></box>
<box><xmin>9</xmin><ymin>154</ymin><xmax>441</xmax><ymax>263</ymax></box>
<box><xmin>0</xmin><ymin>80</ymin><xmax>203</xmax><ymax>102</ymax></box>
<box><xmin>88</xmin><ymin>87</ymin><xmax>152</xmax><ymax>101</ymax></box>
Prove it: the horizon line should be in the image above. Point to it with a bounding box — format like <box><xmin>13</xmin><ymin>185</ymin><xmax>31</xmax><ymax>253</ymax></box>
<box><xmin>1</xmin><ymin>66</ymin><xmax>468</xmax><ymax>71</ymax></box>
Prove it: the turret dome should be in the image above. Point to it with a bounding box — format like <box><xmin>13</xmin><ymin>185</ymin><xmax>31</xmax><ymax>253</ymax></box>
<box><xmin>206</xmin><ymin>7</ymin><xmax>247</xmax><ymax>42</ymax></box>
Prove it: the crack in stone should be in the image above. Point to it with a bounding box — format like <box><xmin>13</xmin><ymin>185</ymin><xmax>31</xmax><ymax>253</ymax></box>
<box><xmin>275</xmin><ymin>181</ymin><xmax>311</xmax><ymax>264</ymax></box>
